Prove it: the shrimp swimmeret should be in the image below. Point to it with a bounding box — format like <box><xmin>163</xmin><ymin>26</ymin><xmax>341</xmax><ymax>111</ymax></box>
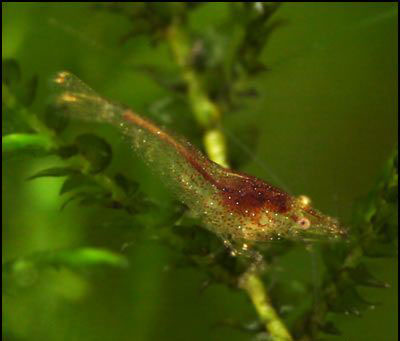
<box><xmin>53</xmin><ymin>71</ymin><xmax>346</xmax><ymax>250</ymax></box>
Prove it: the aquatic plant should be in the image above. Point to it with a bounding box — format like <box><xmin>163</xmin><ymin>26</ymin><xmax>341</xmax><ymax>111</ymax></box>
<box><xmin>3</xmin><ymin>3</ymin><xmax>397</xmax><ymax>341</ymax></box>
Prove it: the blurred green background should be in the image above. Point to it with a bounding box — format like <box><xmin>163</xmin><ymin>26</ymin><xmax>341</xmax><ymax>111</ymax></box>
<box><xmin>2</xmin><ymin>3</ymin><xmax>398</xmax><ymax>341</ymax></box>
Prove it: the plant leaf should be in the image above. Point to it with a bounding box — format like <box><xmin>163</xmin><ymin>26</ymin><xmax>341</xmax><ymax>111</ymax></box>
<box><xmin>347</xmin><ymin>263</ymin><xmax>390</xmax><ymax>288</ymax></box>
<box><xmin>57</xmin><ymin>145</ymin><xmax>79</xmax><ymax>159</ymax></box>
<box><xmin>2</xmin><ymin>133</ymin><xmax>54</xmax><ymax>155</ymax></box>
<box><xmin>3</xmin><ymin>248</ymin><xmax>128</xmax><ymax>285</ymax></box>
<box><xmin>27</xmin><ymin>166</ymin><xmax>78</xmax><ymax>180</ymax></box>
<box><xmin>328</xmin><ymin>286</ymin><xmax>376</xmax><ymax>316</ymax></box>
<box><xmin>318</xmin><ymin>321</ymin><xmax>341</xmax><ymax>336</ymax></box>
<box><xmin>2</xmin><ymin>58</ymin><xmax>21</xmax><ymax>86</ymax></box>
<box><xmin>75</xmin><ymin>133</ymin><xmax>112</xmax><ymax>173</ymax></box>
<box><xmin>60</xmin><ymin>192</ymin><xmax>87</xmax><ymax>211</ymax></box>
<box><xmin>20</xmin><ymin>74</ymin><xmax>39</xmax><ymax>107</ymax></box>
<box><xmin>36</xmin><ymin>248</ymin><xmax>129</xmax><ymax>269</ymax></box>
<box><xmin>114</xmin><ymin>173</ymin><xmax>139</xmax><ymax>197</ymax></box>
<box><xmin>44</xmin><ymin>102</ymin><xmax>70</xmax><ymax>133</ymax></box>
<box><xmin>60</xmin><ymin>173</ymin><xmax>98</xmax><ymax>195</ymax></box>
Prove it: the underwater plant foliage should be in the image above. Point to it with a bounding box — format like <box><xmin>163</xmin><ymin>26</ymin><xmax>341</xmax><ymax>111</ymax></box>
<box><xmin>2</xmin><ymin>3</ymin><xmax>398</xmax><ymax>341</ymax></box>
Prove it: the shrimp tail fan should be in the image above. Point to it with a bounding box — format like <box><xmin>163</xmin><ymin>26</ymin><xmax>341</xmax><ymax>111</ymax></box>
<box><xmin>51</xmin><ymin>71</ymin><xmax>124</xmax><ymax>126</ymax></box>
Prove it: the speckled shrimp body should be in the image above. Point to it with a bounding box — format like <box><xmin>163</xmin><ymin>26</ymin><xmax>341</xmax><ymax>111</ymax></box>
<box><xmin>53</xmin><ymin>71</ymin><xmax>346</xmax><ymax>245</ymax></box>
<box><xmin>195</xmin><ymin>165</ymin><xmax>345</xmax><ymax>244</ymax></box>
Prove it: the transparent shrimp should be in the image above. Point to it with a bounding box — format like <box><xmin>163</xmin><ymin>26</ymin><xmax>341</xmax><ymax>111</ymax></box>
<box><xmin>52</xmin><ymin>71</ymin><xmax>347</xmax><ymax>250</ymax></box>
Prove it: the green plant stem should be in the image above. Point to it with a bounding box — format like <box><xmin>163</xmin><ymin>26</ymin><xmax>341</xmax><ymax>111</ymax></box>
<box><xmin>166</xmin><ymin>18</ymin><xmax>229</xmax><ymax>168</ymax></box>
<box><xmin>166</xmin><ymin>17</ymin><xmax>292</xmax><ymax>341</ymax></box>
<box><xmin>240</xmin><ymin>273</ymin><xmax>293</xmax><ymax>341</ymax></box>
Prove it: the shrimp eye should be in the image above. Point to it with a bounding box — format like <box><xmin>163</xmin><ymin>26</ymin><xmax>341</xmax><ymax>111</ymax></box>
<box><xmin>298</xmin><ymin>195</ymin><xmax>311</xmax><ymax>208</ymax></box>
<box><xmin>298</xmin><ymin>217</ymin><xmax>311</xmax><ymax>229</ymax></box>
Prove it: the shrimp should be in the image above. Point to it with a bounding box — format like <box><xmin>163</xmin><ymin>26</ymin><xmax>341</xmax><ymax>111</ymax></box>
<box><xmin>53</xmin><ymin>71</ymin><xmax>346</xmax><ymax>249</ymax></box>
